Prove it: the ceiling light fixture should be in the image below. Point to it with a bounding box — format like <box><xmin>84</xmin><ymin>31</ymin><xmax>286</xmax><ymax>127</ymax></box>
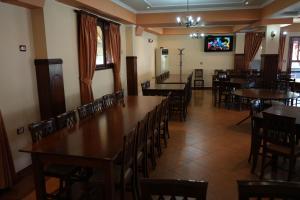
<box><xmin>190</xmin><ymin>32</ymin><xmax>205</xmax><ymax>39</ymax></box>
<box><xmin>176</xmin><ymin>0</ymin><xmax>201</xmax><ymax>28</ymax></box>
<box><xmin>245</xmin><ymin>1</ymin><xmax>249</xmax><ymax>5</ymax></box>
<box><xmin>147</xmin><ymin>6</ymin><xmax>150</xmax><ymax>9</ymax></box>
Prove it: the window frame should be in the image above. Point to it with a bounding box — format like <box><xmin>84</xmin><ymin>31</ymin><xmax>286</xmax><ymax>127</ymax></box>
<box><xmin>95</xmin><ymin>19</ymin><xmax>114</xmax><ymax>70</ymax></box>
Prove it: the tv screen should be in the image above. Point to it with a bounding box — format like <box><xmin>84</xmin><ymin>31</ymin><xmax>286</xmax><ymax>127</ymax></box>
<box><xmin>205</xmin><ymin>35</ymin><xmax>233</xmax><ymax>52</ymax></box>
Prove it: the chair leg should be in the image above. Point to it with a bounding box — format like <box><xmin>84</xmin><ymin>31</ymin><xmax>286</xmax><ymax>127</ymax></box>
<box><xmin>149</xmin><ymin>139</ymin><xmax>156</xmax><ymax>169</ymax></box>
<box><xmin>143</xmin><ymin>150</ymin><xmax>149</xmax><ymax>178</ymax></box>
<box><xmin>260</xmin><ymin>149</ymin><xmax>267</xmax><ymax>179</ymax></box>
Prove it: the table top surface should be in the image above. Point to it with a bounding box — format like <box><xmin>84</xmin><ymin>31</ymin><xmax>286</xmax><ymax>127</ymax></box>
<box><xmin>233</xmin><ymin>89</ymin><xmax>300</xmax><ymax>100</ymax></box>
<box><xmin>146</xmin><ymin>81</ymin><xmax>186</xmax><ymax>90</ymax></box>
<box><xmin>161</xmin><ymin>74</ymin><xmax>190</xmax><ymax>84</ymax></box>
<box><xmin>255</xmin><ymin>105</ymin><xmax>300</xmax><ymax>125</ymax></box>
<box><xmin>214</xmin><ymin>78</ymin><xmax>250</xmax><ymax>84</ymax></box>
<box><xmin>20</xmin><ymin>96</ymin><xmax>164</xmax><ymax>161</ymax></box>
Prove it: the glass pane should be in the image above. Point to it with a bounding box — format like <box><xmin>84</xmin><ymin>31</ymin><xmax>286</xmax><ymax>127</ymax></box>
<box><xmin>291</xmin><ymin>62</ymin><xmax>300</xmax><ymax>79</ymax></box>
<box><xmin>96</xmin><ymin>26</ymin><xmax>104</xmax><ymax>65</ymax></box>
<box><xmin>292</xmin><ymin>41</ymin><xmax>299</xmax><ymax>61</ymax></box>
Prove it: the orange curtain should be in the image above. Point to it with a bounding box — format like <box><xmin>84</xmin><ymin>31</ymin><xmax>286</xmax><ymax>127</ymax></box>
<box><xmin>0</xmin><ymin>110</ymin><xmax>16</xmax><ymax>189</ymax></box>
<box><xmin>278</xmin><ymin>34</ymin><xmax>286</xmax><ymax>72</ymax></box>
<box><xmin>244</xmin><ymin>32</ymin><xmax>264</xmax><ymax>70</ymax></box>
<box><xmin>106</xmin><ymin>23</ymin><xmax>122</xmax><ymax>92</ymax></box>
<box><xmin>78</xmin><ymin>13</ymin><xmax>97</xmax><ymax>105</ymax></box>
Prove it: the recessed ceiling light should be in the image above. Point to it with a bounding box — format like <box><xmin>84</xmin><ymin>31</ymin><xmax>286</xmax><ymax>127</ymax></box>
<box><xmin>245</xmin><ymin>1</ymin><xmax>249</xmax><ymax>5</ymax></box>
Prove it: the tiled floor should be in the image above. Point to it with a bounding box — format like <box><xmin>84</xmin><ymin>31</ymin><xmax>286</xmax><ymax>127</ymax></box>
<box><xmin>151</xmin><ymin>90</ymin><xmax>256</xmax><ymax>200</ymax></box>
<box><xmin>1</xmin><ymin>90</ymin><xmax>299</xmax><ymax>200</ymax></box>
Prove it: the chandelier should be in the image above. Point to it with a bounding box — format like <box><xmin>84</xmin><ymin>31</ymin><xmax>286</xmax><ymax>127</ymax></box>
<box><xmin>189</xmin><ymin>32</ymin><xmax>205</xmax><ymax>39</ymax></box>
<box><xmin>176</xmin><ymin>0</ymin><xmax>201</xmax><ymax>27</ymax></box>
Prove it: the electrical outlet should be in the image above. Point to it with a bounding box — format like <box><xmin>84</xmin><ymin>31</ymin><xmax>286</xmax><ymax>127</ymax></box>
<box><xmin>17</xmin><ymin>127</ymin><xmax>25</xmax><ymax>135</ymax></box>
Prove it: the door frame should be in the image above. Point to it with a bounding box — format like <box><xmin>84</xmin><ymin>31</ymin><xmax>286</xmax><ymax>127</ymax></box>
<box><xmin>287</xmin><ymin>37</ymin><xmax>300</xmax><ymax>73</ymax></box>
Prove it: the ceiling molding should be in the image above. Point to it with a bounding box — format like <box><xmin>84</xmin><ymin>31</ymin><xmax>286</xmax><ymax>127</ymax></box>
<box><xmin>112</xmin><ymin>0</ymin><xmax>275</xmax><ymax>14</ymax></box>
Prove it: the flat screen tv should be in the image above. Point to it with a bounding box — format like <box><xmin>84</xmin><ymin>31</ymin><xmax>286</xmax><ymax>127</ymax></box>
<box><xmin>204</xmin><ymin>35</ymin><xmax>233</xmax><ymax>52</ymax></box>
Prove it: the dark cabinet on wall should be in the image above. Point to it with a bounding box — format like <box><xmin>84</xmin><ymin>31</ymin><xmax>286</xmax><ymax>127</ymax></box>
<box><xmin>34</xmin><ymin>59</ymin><xmax>66</xmax><ymax>120</ymax></box>
<box><xmin>126</xmin><ymin>56</ymin><xmax>138</xmax><ymax>95</ymax></box>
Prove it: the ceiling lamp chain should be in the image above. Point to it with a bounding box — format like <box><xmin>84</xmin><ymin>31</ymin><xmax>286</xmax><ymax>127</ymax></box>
<box><xmin>176</xmin><ymin>0</ymin><xmax>201</xmax><ymax>27</ymax></box>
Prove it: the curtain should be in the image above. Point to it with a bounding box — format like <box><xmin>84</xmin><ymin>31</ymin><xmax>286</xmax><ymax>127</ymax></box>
<box><xmin>106</xmin><ymin>23</ymin><xmax>122</xmax><ymax>92</ymax></box>
<box><xmin>278</xmin><ymin>34</ymin><xmax>286</xmax><ymax>72</ymax></box>
<box><xmin>244</xmin><ymin>32</ymin><xmax>264</xmax><ymax>70</ymax></box>
<box><xmin>78</xmin><ymin>13</ymin><xmax>97</xmax><ymax>105</ymax></box>
<box><xmin>0</xmin><ymin>110</ymin><xmax>16</xmax><ymax>189</ymax></box>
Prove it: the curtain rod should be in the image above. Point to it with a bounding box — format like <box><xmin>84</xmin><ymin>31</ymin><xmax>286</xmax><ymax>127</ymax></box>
<box><xmin>74</xmin><ymin>9</ymin><xmax>120</xmax><ymax>26</ymax></box>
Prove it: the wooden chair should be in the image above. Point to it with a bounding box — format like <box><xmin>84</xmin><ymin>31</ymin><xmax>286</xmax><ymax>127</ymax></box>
<box><xmin>89</xmin><ymin>127</ymin><xmax>138</xmax><ymax>200</ymax></box>
<box><xmin>154</xmin><ymin>104</ymin><xmax>163</xmax><ymax>156</ymax></box>
<box><xmin>115</xmin><ymin>90</ymin><xmax>125</xmax><ymax>105</ymax></box>
<box><xmin>160</xmin><ymin>97</ymin><xmax>170</xmax><ymax>148</ymax></box>
<box><xmin>56</xmin><ymin>110</ymin><xmax>77</xmax><ymax>130</ymax></box>
<box><xmin>102</xmin><ymin>94</ymin><xmax>115</xmax><ymax>109</ymax></box>
<box><xmin>77</xmin><ymin>103</ymin><xmax>94</xmax><ymax>120</ymax></box>
<box><xmin>141</xmin><ymin>81</ymin><xmax>150</xmax><ymax>96</ymax></box>
<box><xmin>237</xmin><ymin>180</ymin><xmax>300</xmax><ymax>200</ymax></box>
<box><xmin>140</xmin><ymin>178</ymin><xmax>208</xmax><ymax>200</ymax></box>
<box><xmin>28</xmin><ymin>119</ymin><xmax>79</xmax><ymax>198</ymax></box>
<box><xmin>194</xmin><ymin>69</ymin><xmax>204</xmax><ymax>89</ymax></box>
<box><xmin>146</xmin><ymin>107</ymin><xmax>157</xmax><ymax>169</ymax></box>
<box><xmin>93</xmin><ymin>97</ymin><xmax>104</xmax><ymax>113</ymax></box>
<box><xmin>136</xmin><ymin>114</ymin><xmax>150</xmax><ymax>179</ymax></box>
<box><xmin>260</xmin><ymin>112</ymin><xmax>300</xmax><ymax>180</ymax></box>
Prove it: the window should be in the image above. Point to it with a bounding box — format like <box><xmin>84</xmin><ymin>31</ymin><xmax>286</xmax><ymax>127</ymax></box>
<box><xmin>288</xmin><ymin>37</ymin><xmax>300</xmax><ymax>79</ymax></box>
<box><xmin>96</xmin><ymin>20</ymin><xmax>113</xmax><ymax>70</ymax></box>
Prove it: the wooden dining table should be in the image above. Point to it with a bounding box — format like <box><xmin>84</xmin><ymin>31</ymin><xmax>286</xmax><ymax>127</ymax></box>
<box><xmin>20</xmin><ymin>96</ymin><xmax>164</xmax><ymax>200</ymax></box>
<box><xmin>160</xmin><ymin>74</ymin><xmax>190</xmax><ymax>84</ymax></box>
<box><xmin>233</xmin><ymin>89</ymin><xmax>300</xmax><ymax>101</ymax></box>
<box><xmin>233</xmin><ymin>89</ymin><xmax>300</xmax><ymax>125</ymax></box>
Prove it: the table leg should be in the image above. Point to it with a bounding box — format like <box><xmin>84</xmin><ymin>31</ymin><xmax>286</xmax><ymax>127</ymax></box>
<box><xmin>104</xmin><ymin>161</ymin><xmax>115</xmax><ymax>200</ymax></box>
<box><xmin>31</xmin><ymin>154</ymin><xmax>46</xmax><ymax>200</ymax></box>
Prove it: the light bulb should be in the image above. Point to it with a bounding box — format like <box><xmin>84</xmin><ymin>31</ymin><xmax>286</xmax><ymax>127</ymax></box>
<box><xmin>283</xmin><ymin>31</ymin><xmax>288</xmax><ymax>35</ymax></box>
<box><xmin>177</xmin><ymin>17</ymin><xmax>181</xmax><ymax>23</ymax></box>
<box><xmin>197</xmin><ymin>17</ymin><xmax>201</xmax><ymax>22</ymax></box>
<box><xmin>201</xmin><ymin>33</ymin><xmax>205</xmax><ymax>37</ymax></box>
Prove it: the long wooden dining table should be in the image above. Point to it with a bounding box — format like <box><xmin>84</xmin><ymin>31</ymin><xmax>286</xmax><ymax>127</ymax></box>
<box><xmin>20</xmin><ymin>96</ymin><xmax>164</xmax><ymax>200</ymax></box>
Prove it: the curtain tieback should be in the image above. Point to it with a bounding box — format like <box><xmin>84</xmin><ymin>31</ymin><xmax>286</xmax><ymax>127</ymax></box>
<box><xmin>80</xmin><ymin>78</ymin><xmax>92</xmax><ymax>85</ymax></box>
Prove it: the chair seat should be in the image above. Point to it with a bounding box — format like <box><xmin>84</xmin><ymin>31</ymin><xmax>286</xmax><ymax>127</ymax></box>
<box><xmin>44</xmin><ymin>164</ymin><xmax>79</xmax><ymax>177</ymax></box>
<box><xmin>267</xmin><ymin>143</ymin><xmax>300</xmax><ymax>155</ymax></box>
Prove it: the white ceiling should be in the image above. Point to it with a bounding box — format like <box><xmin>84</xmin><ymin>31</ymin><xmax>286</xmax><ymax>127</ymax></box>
<box><xmin>112</xmin><ymin>0</ymin><xmax>274</xmax><ymax>13</ymax></box>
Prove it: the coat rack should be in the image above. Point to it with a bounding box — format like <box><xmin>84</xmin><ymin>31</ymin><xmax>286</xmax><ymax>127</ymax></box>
<box><xmin>178</xmin><ymin>48</ymin><xmax>185</xmax><ymax>76</ymax></box>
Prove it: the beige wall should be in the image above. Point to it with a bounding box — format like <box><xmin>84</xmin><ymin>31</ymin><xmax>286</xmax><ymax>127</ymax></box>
<box><xmin>158</xmin><ymin>35</ymin><xmax>235</xmax><ymax>87</ymax></box>
<box><xmin>0</xmin><ymin>2</ymin><xmax>39</xmax><ymax>171</ymax></box>
<box><xmin>136</xmin><ymin>31</ymin><xmax>157</xmax><ymax>94</ymax></box>
<box><xmin>0</xmin><ymin>0</ymin><xmax>128</xmax><ymax>172</ymax></box>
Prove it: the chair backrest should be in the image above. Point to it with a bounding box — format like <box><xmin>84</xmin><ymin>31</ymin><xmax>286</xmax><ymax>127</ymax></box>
<box><xmin>114</xmin><ymin>90</ymin><xmax>125</xmax><ymax>106</ymax></box>
<box><xmin>93</xmin><ymin>97</ymin><xmax>104</xmax><ymax>113</ymax></box>
<box><xmin>122</xmin><ymin>127</ymin><xmax>137</xmax><ymax>179</ymax></box>
<box><xmin>141</xmin><ymin>81</ymin><xmax>151</xmax><ymax>89</ymax></box>
<box><xmin>77</xmin><ymin>103</ymin><xmax>94</xmax><ymax>120</ymax></box>
<box><xmin>262</xmin><ymin>112</ymin><xmax>296</xmax><ymax>149</ymax></box>
<box><xmin>137</xmin><ymin>114</ymin><xmax>149</xmax><ymax>152</ymax></box>
<box><xmin>249</xmin><ymin>99</ymin><xmax>263</xmax><ymax>117</ymax></box>
<box><xmin>56</xmin><ymin>110</ymin><xmax>77</xmax><ymax>130</ymax></box>
<box><xmin>102</xmin><ymin>94</ymin><xmax>115</xmax><ymax>109</ymax></box>
<box><xmin>147</xmin><ymin>107</ymin><xmax>157</xmax><ymax>138</ymax></box>
<box><xmin>140</xmin><ymin>178</ymin><xmax>208</xmax><ymax>200</ymax></box>
<box><xmin>154</xmin><ymin>104</ymin><xmax>163</xmax><ymax>129</ymax></box>
<box><xmin>195</xmin><ymin>69</ymin><xmax>203</xmax><ymax>79</ymax></box>
<box><xmin>28</xmin><ymin>118</ymin><xmax>56</xmax><ymax>143</ymax></box>
<box><xmin>237</xmin><ymin>180</ymin><xmax>300</xmax><ymax>200</ymax></box>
